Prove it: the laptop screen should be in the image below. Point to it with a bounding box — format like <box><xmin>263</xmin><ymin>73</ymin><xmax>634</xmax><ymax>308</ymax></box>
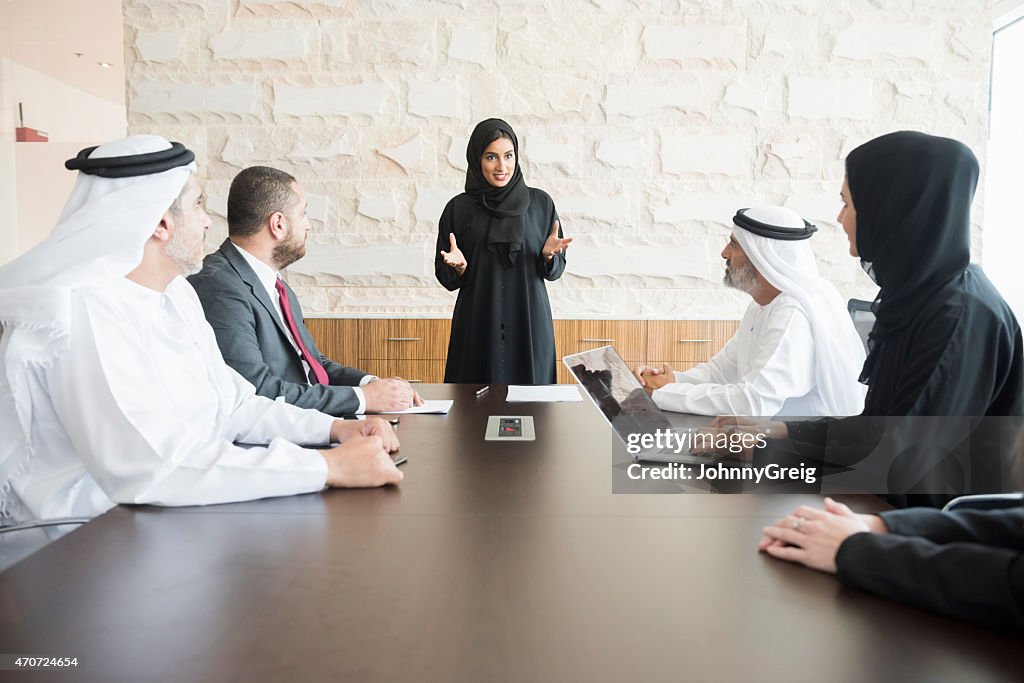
<box><xmin>562</xmin><ymin>345</ymin><xmax>674</xmax><ymax>440</ymax></box>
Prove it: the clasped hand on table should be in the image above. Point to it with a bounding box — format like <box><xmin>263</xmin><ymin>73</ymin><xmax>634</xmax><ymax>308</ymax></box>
<box><xmin>363</xmin><ymin>377</ymin><xmax>423</xmax><ymax>412</ymax></box>
<box><xmin>759</xmin><ymin>497</ymin><xmax>887</xmax><ymax>574</ymax></box>
<box><xmin>322</xmin><ymin>417</ymin><xmax>403</xmax><ymax>487</ymax></box>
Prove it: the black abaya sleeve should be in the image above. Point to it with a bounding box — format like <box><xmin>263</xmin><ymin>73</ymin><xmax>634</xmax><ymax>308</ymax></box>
<box><xmin>536</xmin><ymin>208</ymin><xmax>566</xmax><ymax>282</ymax></box>
<box><xmin>834</xmin><ymin>512</ymin><xmax>1024</xmax><ymax>630</ymax></box>
<box><xmin>879</xmin><ymin>505</ymin><xmax>1024</xmax><ymax>547</ymax></box>
<box><xmin>435</xmin><ymin>199</ymin><xmax>468</xmax><ymax>292</ymax></box>
<box><xmin>785</xmin><ymin>417</ymin><xmax>832</xmax><ymax>448</ymax></box>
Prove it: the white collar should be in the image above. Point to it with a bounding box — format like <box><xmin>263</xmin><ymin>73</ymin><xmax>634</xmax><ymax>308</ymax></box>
<box><xmin>117</xmin><ymin>276</ymin><xmax>164</xmax><ymax>300</ymax></box>
<box><xmin>231</xmin><ymin>241</ymin><xmax>281</xmax><ymax>293</ymax></box>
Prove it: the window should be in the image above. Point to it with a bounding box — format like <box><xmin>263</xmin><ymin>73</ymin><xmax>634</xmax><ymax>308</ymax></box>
<box><xmin>985</xmin><ymin>11</ymin><xmax>1024</xmax><ymax>321</ymax></box>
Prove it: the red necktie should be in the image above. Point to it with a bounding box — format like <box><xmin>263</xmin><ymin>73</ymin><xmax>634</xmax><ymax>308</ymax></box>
<box><xmin>275</xmin><ymin>277</ymin><xmax>329</xmax><ymax>385</ymax></box>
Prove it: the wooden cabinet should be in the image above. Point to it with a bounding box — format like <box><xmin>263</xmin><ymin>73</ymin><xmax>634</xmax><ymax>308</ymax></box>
<box><xmin>646</xmin><ymin>320</ymin><xmax>739</xmax><ymax>364</ymax></box>
<box><xmin>305</xmin><ymin>318</ymin><xmax>739</xmax><ymax>385</ymax></box>
<box><xmin>358</xmin><ymin>360</ymin><xmax>446</xmax><ymax>384</ymax></box>
<box><xmin>304</xmin><ymin>318</ymin><xmax>360</xmax><ymax>368</ymax></box>
<box><xmin>554</xmin><ymin>320</ymin><xmax>645</xmax><ymax>384</ymax></box>
<box><xmin>553</xmin><ymin>320</ymin><xmax>646</xmax><ymax>358</ymax></box>
<box><xmin>358</xmin><ymin>319</ymin><xmax>451</xmax><ymax>360</ymax></box>
<box><xmin>357</xmin><ymin>319</ymin><xmax>450</xmax><ymax>382</ymax></box>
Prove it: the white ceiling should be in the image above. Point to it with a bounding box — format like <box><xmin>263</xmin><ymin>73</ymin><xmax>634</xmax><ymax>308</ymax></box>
<box><xmin>0</xmin><ymin>0</ymin><xmax>125</xmax><ymax>105</ymax></box>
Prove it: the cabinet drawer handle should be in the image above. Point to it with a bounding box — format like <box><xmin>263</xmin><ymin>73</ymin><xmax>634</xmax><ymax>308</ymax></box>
<box><xmin>386</xmin><ymin>337</ymin><xmax>422</xmax><ymax>342</ymax></box>
<box><xmin>678</xmin><ymin>339</ymin><xmax>712</xmax><ymax>343</ymax></box>
<box><xmin>581</xmin><ymin>338</ymin><xmax>615</xmax><ymax>343</ymax></box>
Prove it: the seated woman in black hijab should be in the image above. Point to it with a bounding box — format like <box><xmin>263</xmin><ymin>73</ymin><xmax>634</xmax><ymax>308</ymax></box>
<box><xmin>832</xmin><ymin>131</ymin><xmax>1021</xmax><ymax>417</ymax></box>
<box><xmin>715</xmin><ymin>132</ymin><xmax>1023</xmax><ymax>506</ymax></box>
<box><xmin>435</xmin><ymin>118</ymin><xmax>572</xmax><ymax>384</ymax></box>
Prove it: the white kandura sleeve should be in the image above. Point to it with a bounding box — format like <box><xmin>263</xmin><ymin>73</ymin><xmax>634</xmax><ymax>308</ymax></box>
<box><xmin>46</xmin><ymin>294</ymin><xmax>329</xmax><ymax>508</ymax></box>
<box><xmin>205</xmin><ymin>336</ymin><xmax>336</xmax><ymax>446</ymax></box>
<box><xmin>180</xmin><ymin>276</ymin><xmax>336</xmax><ymax>447</ymax></box>
<box><xmin>652</xmin><ymin>305</ymin><xmax>815</xmax><ymax>417</ymax></box>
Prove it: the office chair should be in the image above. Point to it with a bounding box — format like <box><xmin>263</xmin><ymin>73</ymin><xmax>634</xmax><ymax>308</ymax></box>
<box><xmin>847</xmin><ymin>298</ymin><xmax>875</xmax><ymax>352</ymax></box>
<box><xmin>0</xmin><ymin>517</ymin><xmax>90</xmax><ymax>535</ymax></box>
<box><xmin>941</xmin><ymin>493</ymin><xmax>1024</xmax><ymax>512</ymax></box>
<box><xmin>0</xmin><ymin>518</ymin><xmax>90</xmax><ymax>572</ymax></box>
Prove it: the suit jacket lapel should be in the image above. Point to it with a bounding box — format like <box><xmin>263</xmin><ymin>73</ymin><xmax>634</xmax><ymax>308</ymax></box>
<box><xmin>220</xmin><ymin>240</ymin><xmax>292</xmax><ymax>342</ymax></box>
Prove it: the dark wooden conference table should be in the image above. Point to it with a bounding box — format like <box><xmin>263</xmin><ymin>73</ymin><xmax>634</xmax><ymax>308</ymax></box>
<box><xmin>0</xmin><ymin>385</ymin><xmax>1019</xmax><ymax>682</ymax></box>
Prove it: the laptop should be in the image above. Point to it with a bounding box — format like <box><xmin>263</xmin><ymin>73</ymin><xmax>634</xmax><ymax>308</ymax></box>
<box><xmin>562</xmin><ymin>345</ymin><xmax>721</xmax><ymax>464</ymax></box>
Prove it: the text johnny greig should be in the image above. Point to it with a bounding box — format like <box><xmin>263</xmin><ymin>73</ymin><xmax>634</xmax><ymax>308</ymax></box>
<box><xmin>627</xmin><ymin>461</ymin><xmax>819</xmax><ymax>484</ymax></box>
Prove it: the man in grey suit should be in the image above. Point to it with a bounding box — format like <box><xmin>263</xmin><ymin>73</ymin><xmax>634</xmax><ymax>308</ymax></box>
<box><xmin>189</xmin><ymin>166</ymin><xmax>420</xmax><ymax>416</ymax></box>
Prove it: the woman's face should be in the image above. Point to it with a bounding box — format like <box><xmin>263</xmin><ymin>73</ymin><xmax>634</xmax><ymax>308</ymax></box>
<box><xmin>838</xmin><ymin>175</ymin><xmax>858</xmax><ymax>257</ymax></box>
<box><xmin>480</xmin><ymin>137</ymin><xmax>515</xmax><ymax>188</ymax></box>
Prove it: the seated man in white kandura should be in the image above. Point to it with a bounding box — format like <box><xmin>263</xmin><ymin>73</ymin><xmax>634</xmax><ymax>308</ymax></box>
<box><xmin>0</xmin><ymin>135</ymin><xmax>403</xmax><ymax>546</ymax></box>
<box><xmin>635</xmin><ymin>206</ymin><xmax>866</xmax><ymax>418</ymax></box>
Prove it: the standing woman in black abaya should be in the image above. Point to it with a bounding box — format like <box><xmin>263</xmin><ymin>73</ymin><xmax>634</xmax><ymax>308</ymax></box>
<box><xmin>435</xmin><ymin>118</ymin><xmax>572</xmax><ymax>384</ymax></box>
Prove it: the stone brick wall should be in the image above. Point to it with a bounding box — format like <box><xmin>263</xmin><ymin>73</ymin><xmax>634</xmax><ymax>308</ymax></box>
<box><xmin>124</xmin><ymin>0</ymin><xmax>992</xmax><ymax>318</ymax></box>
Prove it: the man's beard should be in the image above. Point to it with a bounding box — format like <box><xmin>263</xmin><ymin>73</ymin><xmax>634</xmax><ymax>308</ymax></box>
<box><xmin>272</xmin><ymin>227</ymin><xmax>306</xmax><ymax>270</ymax></box>
<box><xmin>165</xmin><ymin>228</ymin><xmax>203</xmax><ymax>277</ymax></box>
<box><xmin>723</xmin><ymin>260</ymin><xmax>758</xmax><ymax>294</ymax></box>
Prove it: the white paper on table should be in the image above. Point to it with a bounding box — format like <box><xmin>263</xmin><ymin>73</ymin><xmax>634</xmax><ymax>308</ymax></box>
<box><xmin>379</xmin><ymin>400</ymin><xmax>454</xmax><ymax>415</ymax></box>
<box><xmin>506</xmin><ymin>385</ymin><xmax>583</xmax><ymax>402</ymax></box>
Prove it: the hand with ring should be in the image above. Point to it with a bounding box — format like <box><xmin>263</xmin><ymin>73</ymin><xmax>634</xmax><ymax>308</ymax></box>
<box><xmin>757</xmin><ymin>498</ymin><xmax>884</xmax><ymax>574</ymax></box>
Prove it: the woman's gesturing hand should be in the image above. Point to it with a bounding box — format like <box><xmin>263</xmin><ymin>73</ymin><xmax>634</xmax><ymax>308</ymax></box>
<box><xmin>543</xmin><ymin>220</ymin><xmax>573</xmax><ymax>261</ymax></box>
<box><xmin>441</xmin><ymin>232</ymin><xmax>467</xmax><ymax>275</ymax></box>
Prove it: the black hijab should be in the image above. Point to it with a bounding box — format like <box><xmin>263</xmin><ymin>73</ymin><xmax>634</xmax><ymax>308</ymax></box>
<box><xmin>846</xmin><ymin>131</ymin><xmax>979</xmax><ymax>378</ymax></box>
<box><xmin>464</xmin><ymin>118</ymin><xmax>531</xmax><ymax>267</ymax></box>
